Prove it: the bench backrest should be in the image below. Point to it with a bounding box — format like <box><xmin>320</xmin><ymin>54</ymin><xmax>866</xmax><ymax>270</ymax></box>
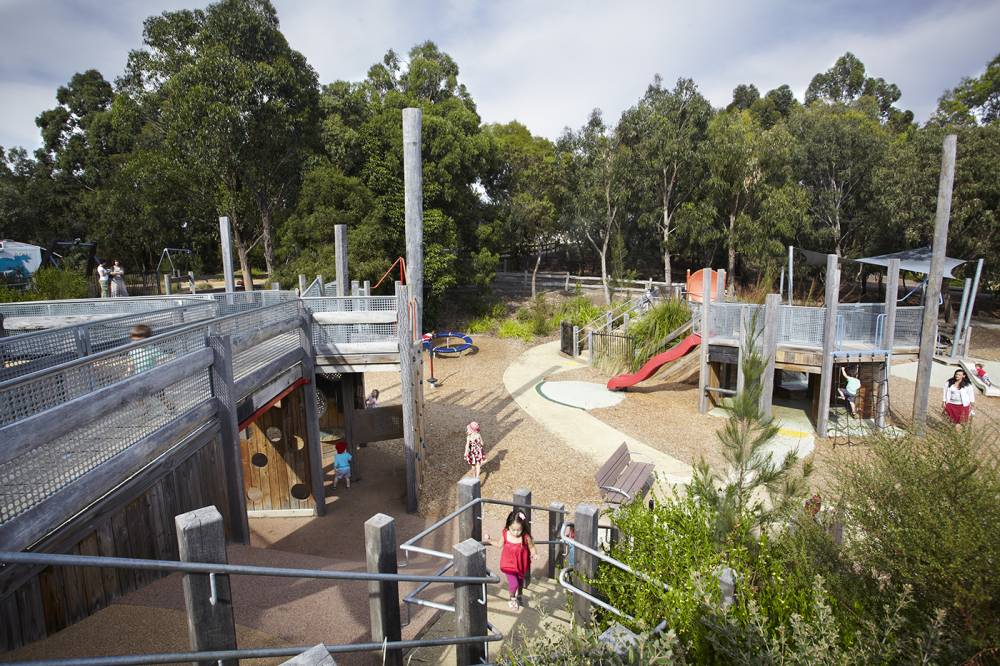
<box><xmin>595</xmin><ymin>442</ymin><xmax>630</xmax><ymax>488</ymax></box>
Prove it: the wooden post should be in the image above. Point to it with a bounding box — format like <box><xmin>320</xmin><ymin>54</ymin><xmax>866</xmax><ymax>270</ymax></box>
<box><xmin>299</xmin><ymin>316</ymin><xmax>326</xmax><ymax>516</ymax></box>
<box><xmin>914</xmin><ymin>134</ymin><xmax>956</xmax><ymax>431</ymax></box>
<box><xmin>298</xmin><ymin>274</ymin><xmax>307</xmax><ymax>296</ymax></box>
<box><xmin>271</xmin><ymin>282</ymin><xmax>280</xmax><ymax>291</ymax></box>
<box><xmin>163</xmin><ymin>274</ymin><xmax>172</xmax><ymax>296</ymax></box>
<box><xmin>189</xmin><ymin>271</ymin><xmax>197</xmax><ymax>294</ymax></box>
<box><xmin>403</xmin><ymin>108</ymin><xmax>424</xmax><ymax>337</ymax></box>
<box><xmin>396</xmin><ymin>282</ymin><xmax>418</xmax><ymax>513</ymax></box>
<box><xmin>572</xmin><ymin>504</ymin><xmax>599</xmax><ymax>627</ymax></box>
<box><xmin>951</xmin><ymin>278</ymin><xmax>972</xmax><ymax>358</ymax></box>
<box><xmin>816</xmin><ymin>254</ymin><xmax>840</xmax><ymax>438</ymax></box>
<box><xmin>365</xmin><ymin>513</ymin><xmax>402</xmax><ymax>666</ymax></box>
<box><xmin>788</xmin><ymin>245</ymin><xmax>794</xmax><ymax>305</ymax></box>
<box><xmin>760</xmin><ymin>294</ymin><xmax>780</xmax><ymax>417</ymax></box>
<box><xmin>698</xmin><ymin>267</ymin><xmax>712</xmax><ymax>414</ymax></box>
<box><xmin>340</xmin><ymin>373</ymin><xmax>360</xmax><ymax>482</ymax></box>
<box><xmin>334</xmin><ymin>225</ymin><xmax>348</xmax><ymax>297</ymax></box>
<box><xmin>316</xmin><ymin>275</ymin><xmax>325</xmax><ymax>297</ymax></box>
<box><xmin>207</xmin><ymin>335</ymin><xmax>250</xmax><ymax>543</ymax></box>
<box><xmin>219</xmin><ymin>217</ymin><xmax>235</xmax><ymax>294</ymax></box>
<box><xmin>514</xmin><ymin>488</ymin><xmax>532</xmax><ymax>586</ymax></box>
<box><xmin>716</xmin><ymin>268</ymin><xmax>725</xmax><ymax>301</ymax></box>
<box><xmin>350</xmin><ymin>280</ymin><xmax>359</xmax><ymax>296</ymax></box>
<box><xmin>960</xmin><ymin>257</ymin><xmax>984</xmax><ymax>356</ymax></box>
<box><xmin>877</xmin><ymin>259</ymin><xmax>900</xmax><ymax>429</ymax></box>
<box><xmin>547</xmin><ymin>502</ymin><xmax>565</xmax><ymax>579</ymax></box>
<box><xmin>736</xmin><ymin>306</ymin><xmax>747</xmax><ymax>394</ymax></box>
<box><xmin>457</xmin><ymin>477</ymin><xmax>481</xmax><ymax>543</ymax></box>
<box><xmin>175</xmin><ymin>506</ymin><xmax>237</xmax><ymax>666</ymax></box>
<box><xmin>363</xmin><ymin>279</ymin><xmax>371</xmax><ymax>296</ymax></box>
<box><xmin>453</xmin><ymin>539</ymin><xmax>488</xmax><ymax>666</ymax></box>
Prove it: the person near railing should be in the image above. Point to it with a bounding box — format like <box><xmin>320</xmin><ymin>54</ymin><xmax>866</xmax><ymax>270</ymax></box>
<box><xmin>499</xmin><ymin>510</ymin><xmax>536</xmax><ymax>611</ymax></box>
<box><xmin>838</xmin><ymin>366</ymin><xmax>861</xmax><ymax>419</ymax></box>
<box><xmin>96</xmin><ymin>259</ymin><xmax>110</xmax><ymax>298</ymax></box>
<box><xmin>110</xmin><ymin>260</ymin><xmax>128</xmax><ymax>297</ymax></box>
<box><xmin>365</xmin><ymin>388</ymin><xmax>380</xmax><ymax>409</ymax></box>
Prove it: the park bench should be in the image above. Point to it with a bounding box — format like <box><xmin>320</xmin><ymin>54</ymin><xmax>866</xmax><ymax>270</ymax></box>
<box><xmin>596</xmin><ymin>442</ymin><xmax>655</xmax><ymax>507</ymax></box>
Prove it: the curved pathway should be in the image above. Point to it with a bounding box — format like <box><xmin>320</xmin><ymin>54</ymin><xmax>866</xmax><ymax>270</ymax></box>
<box><xmin>502</xmin><ymin>340</ymin><xmax>693</xmax><ymax>486</ymax></box>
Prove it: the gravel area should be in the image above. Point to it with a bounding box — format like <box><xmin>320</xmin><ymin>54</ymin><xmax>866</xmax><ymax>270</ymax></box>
<box><xmin>365</xmin><ymin>335</ymin><xmax>600</xmax><ymax>521</ymax></box>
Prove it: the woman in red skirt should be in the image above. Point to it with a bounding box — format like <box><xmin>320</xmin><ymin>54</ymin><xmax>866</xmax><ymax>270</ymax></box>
<box><xmin>943</xmin><ymin>369</ymin><xmax>975</xmax><ymax>428</ymax></box>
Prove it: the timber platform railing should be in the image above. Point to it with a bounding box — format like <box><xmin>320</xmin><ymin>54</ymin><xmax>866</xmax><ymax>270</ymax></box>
<box><xmin>0</xmin><ymin>505</ymin><xmax>501</xmax><ymax>666</ymax></box>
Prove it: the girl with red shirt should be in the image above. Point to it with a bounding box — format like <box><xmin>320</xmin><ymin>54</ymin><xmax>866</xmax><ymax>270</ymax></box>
<box><xmin>499</xmin><ymin>511</ymin><xmax>536</xmax><ymax>610</ymax></box>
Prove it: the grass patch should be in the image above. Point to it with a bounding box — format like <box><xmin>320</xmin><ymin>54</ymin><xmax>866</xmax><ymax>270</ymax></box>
<box><xmin>497</xmin><ymin>318</ymin><xmax>535</xmax><ymax>342</ymax></box>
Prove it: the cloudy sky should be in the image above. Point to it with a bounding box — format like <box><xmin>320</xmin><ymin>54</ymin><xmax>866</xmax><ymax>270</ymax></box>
<box><xmin>1</xmin><ymin>0</ymin><xmax>998</xmax><ymax>150</ymax></box>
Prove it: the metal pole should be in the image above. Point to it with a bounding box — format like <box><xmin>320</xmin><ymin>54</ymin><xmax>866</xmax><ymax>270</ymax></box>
<box><xmin>914</xmin><ymin>134</ymin><xmax>957</xmax><ymax>431</ymax></box>
<box><xmin>960</xmin><ymin>257</ymin><xmax>984</xmax><ymax>356</ymax></box>
<box><xmin>219</xmin><ymin>217</ymin><xmax>235</xmax><ymax>294</ymax></box>
<box><xmin>403</xmin><ymin>108</ymin><xmax>424</xmax><ymax>338</ymax></box>
<box><xmin>951</xmin><ymin>278</ymin><xmax>972</xmax><ymax>358</ymax></box>
<box><xmin>365</xmin><ymin>514</ymin><xmax>402</xmax><ymax>666</ymax></box>
<box><xmin>176</xmin><ymin>507</ymin><xmax>238</xmax><ymax>666</ymax></box>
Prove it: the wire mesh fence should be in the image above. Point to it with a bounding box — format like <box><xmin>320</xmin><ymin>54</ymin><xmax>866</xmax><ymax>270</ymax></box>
<box><xmin>0</xmin><ymin>296</ymin><xmax>208</xmax><ymax>319</ymax></box>
<box><xmin>0</xmin><ymin>302</ymin><xmax>219</xmax><ymax>384</ymax></box>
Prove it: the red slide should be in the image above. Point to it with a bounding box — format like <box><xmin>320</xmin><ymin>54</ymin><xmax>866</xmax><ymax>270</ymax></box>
<box><xmin>607</xmin><ymin>334</ymin><xmax>701</xmax><ymax>391</ymax></box>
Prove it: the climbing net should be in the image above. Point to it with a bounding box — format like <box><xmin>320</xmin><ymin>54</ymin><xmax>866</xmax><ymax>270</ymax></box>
<box><xmin>829</xmin><ymin>358</ymin><xmax>895</xmax><ymax>448</ymax></box>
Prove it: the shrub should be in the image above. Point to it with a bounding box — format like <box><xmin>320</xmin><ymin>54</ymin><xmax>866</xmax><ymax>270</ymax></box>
<box><xmin>30</xmin><ymin>267</ymin><xmax>89</xmax><ymax>300</ymax></box>
<box><xmin>555</xmin><ymin>295</ymin><xmax>602</xmax><ymax>328</ymax></box>
<box><xmin>467</xmin><ymin>315</ymin><xmax>500</xmax><ymax>335</ymax></box>
<box><xmin>627</xmin><ymin>300</ymin><xmax>692</xmax><ymax>372</ymax></box>
<box><xmin>497</xmin><ymin>318</ymin><xmax>534</xmax><ymax>342</ymax></box>
<box><xmin>833</xmin><ymin>424</ymin><xmax>1000</xmax><ymax>659</ymax></box>
<box><xmin>501</xmin><ymin>621</ymin><xmax>684</xmax><ymax>664</ymax></box>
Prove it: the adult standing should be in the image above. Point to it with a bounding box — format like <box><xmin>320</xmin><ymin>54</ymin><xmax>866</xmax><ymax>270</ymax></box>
<box><xmin>96</xmin><ymin>260</ymin><xmax>110</xmax><ymax>298</ymax></box>
<box><xmin>943</xmin><ymin>368</ymin><xmax>975</xmax><ymax>428</ymax></box>
<box><xmin>110</xmin><ymin>259</ymin><xmax>128</xmax><ymax>297</ymax></box>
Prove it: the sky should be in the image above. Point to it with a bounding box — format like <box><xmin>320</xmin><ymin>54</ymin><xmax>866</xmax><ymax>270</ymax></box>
<box><xmin>1</xmin><ymin>0</ymin><xmax>998</xmax><ymax>151</ymax></box>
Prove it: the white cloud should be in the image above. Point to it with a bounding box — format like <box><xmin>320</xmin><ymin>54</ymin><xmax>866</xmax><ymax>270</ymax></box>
<box><xmin>1</xmin><ymin>0</ymin><xmax>997</xmax><ymax>149</ymax></box>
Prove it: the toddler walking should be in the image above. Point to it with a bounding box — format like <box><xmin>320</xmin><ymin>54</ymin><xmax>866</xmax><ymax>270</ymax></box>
<box><xmin>464</xmin><ymin>421</ymin><xmax>485</xmax><ymax>479</ymax></box>
<box><xmin>333</xmin><ymin>441</ymin><xmax>352</xmax><ymax>489</ymax></box>
<box><xmin>499</xmin><ymin>511</ymin><xmax>536</xmax><ymax>610</ymax></box>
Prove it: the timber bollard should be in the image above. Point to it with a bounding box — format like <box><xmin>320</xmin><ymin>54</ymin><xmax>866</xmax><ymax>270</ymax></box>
<box><xmin>365</xmin><ymin>514</ymin><xmax>402</xmax><ymax>666</ymax></box>
<box><xmin>573</xmin><ymin>503</ymin><xmax>599</xmax><ymax>627</ymax></box>
<box><xmin>453</xmin><ymin>539</ymin><xmax>489</xmax><ymax>666</ymax></box>
<box><xmin>513</xmin><ymin>489</ymin><xmax>532</xmax><ymax>585</ymax></box>
<box><xmin>457</xmin><ymin>477</ymin><xmax>481</xmax><ymax>542</ymax></box>
<box><xmin>547</xmin><ymin>501</ymin><xmax>566</xmax><ymax>578</ymax></box>
<box><xmin>175</xmin><ymin>506</ymin><xmax>238</xmax><ymax>666</ymax></box>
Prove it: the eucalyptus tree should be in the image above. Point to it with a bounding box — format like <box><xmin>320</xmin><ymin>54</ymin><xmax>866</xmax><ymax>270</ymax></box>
<box><xmin>120</xmin><ymin>0</ymin><xmax>320</xmax><ymax>287</ymax></box>
<box><xmin>557</xmin><ymin>110</ymin><xmax>630</xmax><ymax>304</ymax></box>
<box><xmin>703</xmin><ymin>110</ymin><xmax>804</xmax><ymax>287</ymax></box>
<box><xmin>934</xmin><ymin>52</ymin><xmax>1000</xmax><ymax>126</ymax></box>
<box><xmin>805</xmin><ymin>52</ymin><xmax>913</xmax><ymax>129</ymax></box>
<box><xmin>619</xmin><ymin>76</ymin><xmax>712</xmax><ymax>283</ymax></box>
<box><xmin>481</xmin><ymin>121</ymin><xmax>559</xmax><ymax>296</ymax></box>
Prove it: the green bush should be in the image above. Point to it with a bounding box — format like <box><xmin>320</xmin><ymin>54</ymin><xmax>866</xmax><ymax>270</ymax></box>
<box><xmin>627</xmin><ymin>300</ymin><xmax>692</xmax><ymax>372</ymax></box>
<box><xmin>832</xmin><ymin>424</ymin><xmax>1000</xmax><ymax>659</ymax></box>
<box><xmin>467</xmin><ymin>315</ymin><xmax>500</xmax><ymax>335</ymax></box>
<box><xmin>554</xmin><ymin>295</ymin><xmax>602</xmax><ymax>328</ymax></box>
<box><xmin>497</xmin><ymin>318</ymin><xmax>534</xmax><ymax>342</ymax></box>
<box><xmin>0</xmin><ymin>268</ymin><xmax>89</xmax><ymax>302</ymax></box>
<box><xmin>501</xmin><ymin>622</ymin><xmax>684</xmax><ymax>664</ymax></box>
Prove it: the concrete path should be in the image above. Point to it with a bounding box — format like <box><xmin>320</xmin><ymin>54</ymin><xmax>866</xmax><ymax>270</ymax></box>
<box><xmin>502</xmin><ymin>340</ymin><xmax>693</xmax><ymax>486</ymax></box>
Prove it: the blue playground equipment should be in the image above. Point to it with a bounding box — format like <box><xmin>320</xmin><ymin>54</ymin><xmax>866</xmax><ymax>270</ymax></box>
<box><xmin>422</xmin><ymin>331</ymin><xmax>474</xmax><ymax>356</ymax></box>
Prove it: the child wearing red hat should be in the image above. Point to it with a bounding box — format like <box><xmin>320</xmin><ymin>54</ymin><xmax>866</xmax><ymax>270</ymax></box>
<box><xmin>333</xmin><ymin>441</ymin><xmax>352</xmax><ymax>489</ymax></box>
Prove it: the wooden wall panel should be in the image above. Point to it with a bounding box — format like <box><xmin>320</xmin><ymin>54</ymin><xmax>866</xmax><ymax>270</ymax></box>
<box><xmin>1</xmin><ymin>430</ymin><xmax>232</xmax><ymax>653</ymax></box>
<box><xmin>240</xmin><ymin>384</ymin><xmax>315</xmax><ymax>513</ymax></box>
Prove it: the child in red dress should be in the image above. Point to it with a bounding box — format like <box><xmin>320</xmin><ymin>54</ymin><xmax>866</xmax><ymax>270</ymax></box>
<box><xmin>499</xmin><ymin>511</ymin><xmax>536</xmax><ymax>610</ymax></box>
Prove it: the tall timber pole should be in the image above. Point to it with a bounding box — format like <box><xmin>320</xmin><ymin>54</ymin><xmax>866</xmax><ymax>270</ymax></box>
<box><xmin>403</xmin><ymin>108</ymin><xmax>424</xmax><ymax>336</ymax></box>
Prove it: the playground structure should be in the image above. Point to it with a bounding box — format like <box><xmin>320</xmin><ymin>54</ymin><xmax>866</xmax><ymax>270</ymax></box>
<box><xmin>0</xmin><ymin>109</ymin><xmax>431</xmax><ymax>656</ymax></box>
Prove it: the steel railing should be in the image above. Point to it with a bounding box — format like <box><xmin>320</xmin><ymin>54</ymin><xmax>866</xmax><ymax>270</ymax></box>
<box><xmin>0</xmin><ymin>551</ymin><xmax>500</xmax><ymax>666</ymax></box>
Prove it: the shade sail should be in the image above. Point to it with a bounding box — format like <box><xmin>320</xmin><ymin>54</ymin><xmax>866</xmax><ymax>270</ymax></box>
<box><xmin>855</xmin><ymin>246</ymin><xmax>968</xmax><ymax>279</ymax></box>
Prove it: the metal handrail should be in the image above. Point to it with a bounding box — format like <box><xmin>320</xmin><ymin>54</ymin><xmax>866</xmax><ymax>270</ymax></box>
<box><xmin>0</xmin><ymin>551</ymin><xmax>498</xmax><ymax>584</ymax></box>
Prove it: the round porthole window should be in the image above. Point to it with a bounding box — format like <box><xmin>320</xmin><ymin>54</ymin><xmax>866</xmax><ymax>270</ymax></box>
<box><xmin>290</xmin><ymin>484</ymin><xmax>310</xmax><ymax>501</ymax></box>
<box><xmin>251</xmin><ymin>453</ymin><xmax>268</xmax><ymax>467</ymax></box>
<box><xmin>266</xmin><ymin>427</ymin><xmax>283</xmax><ymax>443</ymax></box>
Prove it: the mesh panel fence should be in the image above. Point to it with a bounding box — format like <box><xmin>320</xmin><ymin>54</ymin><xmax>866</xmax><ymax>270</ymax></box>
<box><xmin>779</xmin><ymin>306</ymin><xmax>825</xmax><ymax>347</ymax></box>
<box><xmin>894</xmin><ymin>307</ymin><xmax>923</xmax><ymax>346</ymax></box>
<box><xmin>0</xmin><ymin>368</ymin><xmax>212</xmax><ymax>525</ymax></box>
<box><xmin>0</xmin><ymin>302</ymin><xmax>218</xmax><ymax>384</ymax></box>
<box><xmin>0</xmin><ymin>296</ymin><xmax>209</xmax><ymax>318</ymax></box>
